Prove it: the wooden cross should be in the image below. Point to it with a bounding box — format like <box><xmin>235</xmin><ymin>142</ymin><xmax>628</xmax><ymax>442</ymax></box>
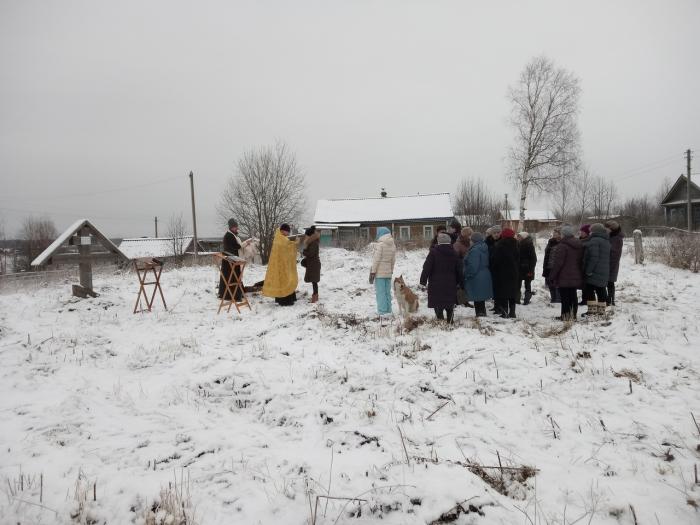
<box><xmin>133</xmin><ymin>257</ymin><xmax>167</xmax><ymax>313</ymax></box>
<box><xmin>213</xmin><ymin>253</ymin><xmax>251</xmax><ymax>314</ymax></box>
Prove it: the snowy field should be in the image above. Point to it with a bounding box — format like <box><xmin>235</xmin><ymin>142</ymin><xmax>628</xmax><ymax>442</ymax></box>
<box><xmin>1</xmin><ymin>243</ymin><xmax>699</xmax><ymax>524</ymax></box>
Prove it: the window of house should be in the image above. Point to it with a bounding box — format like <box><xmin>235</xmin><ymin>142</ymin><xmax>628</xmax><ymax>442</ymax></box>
<box><xmin>399</xmin><ymin>226</ymin><xmax>411</xmax><ymax>240</ymax></box>
<box><xmin>359</xmin><ymin>227</ymin><xmax>369</xmax><ymax>240</ymax></box>
<box><xmin>423</xmin><ymin>225</ymin><xmax>433</xmax><ymax>240</ymax></box>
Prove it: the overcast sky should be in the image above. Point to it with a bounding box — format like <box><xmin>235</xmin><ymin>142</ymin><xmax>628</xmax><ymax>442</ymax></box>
<box><xmin>1</xmin><ymin>0</ymin><xmax>698</xmax><ymax>238</ymax></box>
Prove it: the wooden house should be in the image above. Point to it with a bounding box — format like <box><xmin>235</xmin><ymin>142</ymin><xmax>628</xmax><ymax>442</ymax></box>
<box><xmin>499</xmin><ymin>209</ymin><xmax>561</xmax><ymax>233</ymax></box>
<box><xmin>660</xmin><ymin>175</ymin><xmax>700</xmax><ymax>230</ymax></box>
<box><xmin>313</xmin><ymin>193</ymin><xmax>454</xmax><ymax>246</ymax></box>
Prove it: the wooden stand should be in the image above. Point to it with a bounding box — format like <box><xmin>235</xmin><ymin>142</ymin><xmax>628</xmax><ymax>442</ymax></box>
<box><xmin>133</xmin><ymin>258</ymin><xmax>167</xmax><ymax>313</ymax></box>
<box><xmin>213</xmin><ymin>253</ymin><xmax>251</xmax><ymax>314</ymax></box>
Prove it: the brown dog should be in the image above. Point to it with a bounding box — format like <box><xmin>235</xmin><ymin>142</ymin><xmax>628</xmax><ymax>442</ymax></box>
<box><xmin>393</xmin><ymin>275</ymin><xmax>419</xmax><ymax>317</ymax></box>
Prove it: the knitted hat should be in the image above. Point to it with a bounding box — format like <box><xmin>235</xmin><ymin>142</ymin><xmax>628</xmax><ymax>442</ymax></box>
<box><xmin>304</xmin><ymin>225</ymin><xmax>316</xmax><ymax>236</ymax></box>
<box><xmin>579</xmin><ymin>224</ymin><xmax>591</xmax><ymax>235</ymax></box>
<box><xmin>280</xmin><ymin>223</ymin><xmax>291</xmax><ymax>233</ymax></box>
<box><xmin>604</xmin><ymin>220</ymin><xmax>620</xmax><ymax>231</ymax></box>
<box><xmin>591</xmin><ymin>223</ymin><xmax>606</xmax><ymax>234</ymax></box>
<box><xmin>491</xmin><ymin>225</ymin><xmax>502</xmax><ymax>234</ymax></box>
<box><xmin>437</xmin><ymin>233</ymin><xmax>451</xmax><ymax>245</ymax></box>
<box><xmin>471</xmin><ymin>232</ymin><xmax>484</xmax><ymax>243</ymax></box>
<box><xmin>376</xmin><ymin>226</ymin><xmax>391</xmax><ymax>240</ymax></box>
<box><xmin>501</xmin><ymin>228</ymin><xmax>515</xmax><ymax>239</ymax></box>
<box><xmin>561</xmin><ymin>225</ymin><xmax>575</xmax><ymax>237</ymax></box>
<box><xmin>228</xmin><ymin>218</ymin><xmax>238</xmax><ymax>228</ymax></box>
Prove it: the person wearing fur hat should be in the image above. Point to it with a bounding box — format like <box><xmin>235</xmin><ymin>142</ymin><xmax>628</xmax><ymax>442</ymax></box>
<box><xmin>550</xmin><ymin>225</ymin><xmax>583</xmax><ymax>320</ymax></box>
<box><xmin>485</xmin><ymin>225</ymin><xmax>501</xmax><ymax>258</ymax></box>
<box><xmin>604</xmin><ymin>220</ymin><xmax>624</xmax><ymax>305</ymax></box>
<box><xmin>420</xmin><ymin>232</ymin><xmax>462</xmax><ymax>323</ymax></box>
<box><xmin>463</xmin><ymin>232</ymin><xmax>493</xmax><ymax>317</ymax></box>
<box><xmin>301</xmin><ymin>226</ymin><xmax>321</xmax><ymax>303</ymax></box>
<box><xmin>490</xmin><ymin>227</ymin><xmax>519</xmax><ymax>318</ymax></box>
<box><xmin>218</xmin><ymin>218</ymin><xmax>243</xmax><ymax>300</ymax></box>
<box><xmin>516</xmin><ymin>231</ymin><xmax>537</xmax><ymax>305</ymax></box>
<box><xmin>582</xmin><ymin>223</ymin><xmax>611</xmax><ymax>309</ymax></box>
<box><xmin>542</xmin><ymin>227</ymin><xmax>562</xmax><ymax>303</ymax></box>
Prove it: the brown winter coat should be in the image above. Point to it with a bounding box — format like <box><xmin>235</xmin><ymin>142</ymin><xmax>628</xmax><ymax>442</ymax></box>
<box><xmin>550</xmin><ymin>237</ymin><xmax>583</xmax><ymax>289</ymax></box>
<box><xmin>302</xmin><ymin>232</ymin><xmax>321</xmax><ymax>283</ymax></box>
<box><xmin>453</xmin><ymin>235</ymin><xmax>470</xmax><ymax>260</ymax></box>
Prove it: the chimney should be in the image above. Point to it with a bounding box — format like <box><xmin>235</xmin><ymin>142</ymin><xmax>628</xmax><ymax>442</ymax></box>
<box><xmin>380</xmin><ymin>188</ymin><xmax>387</xmax><ymax>198</ymax></box>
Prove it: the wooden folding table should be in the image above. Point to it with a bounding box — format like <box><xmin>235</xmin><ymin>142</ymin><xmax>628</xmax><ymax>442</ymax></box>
<box><xmin>133</xmin><ymin>257</ymin><xmax>167</xmax><ymax>313</ymax></box>
<box><xmin>213</xmin><ymin>253</ymin><xmax>251</xmax><ymax>314</ymax></box>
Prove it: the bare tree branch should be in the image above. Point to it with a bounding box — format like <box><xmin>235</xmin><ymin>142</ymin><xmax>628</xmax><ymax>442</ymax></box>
<box><xmin>18</xmin><ymin>216</ymin><xmax>57</xmax><ymax>270</ymax></box>
<box><xmin>218</xmin><ymin>141</ymin><xmax>306</xmax><ymax>263</ymax></box>
<box><xmin>166</xmin><ymin>213</ymin><xmax>188</xmax><ymax>257</ymax></box>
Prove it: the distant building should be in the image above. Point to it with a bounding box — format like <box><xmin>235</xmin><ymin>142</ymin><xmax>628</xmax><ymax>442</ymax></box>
<box><xmin>498</xmin><ymin>209</ymin><xmax>561</xmax><ymax>233</ymax></box>
<box><xmin>660</xmin><ymin>175</ymin><xmax>700</xmax><ymax>230</ymax></box>
<box><xmin>313</xmin><ymin>192</ymin><xmax>454</xmax><ymax>246</ymax></box>
<box><xmin>118</xmin><ymin>236</ymin><xmax>205</xmax><ymax>260</ymax></box>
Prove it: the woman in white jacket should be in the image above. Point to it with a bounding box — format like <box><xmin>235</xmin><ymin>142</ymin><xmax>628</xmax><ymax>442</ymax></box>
<box><xmin>369</xmin><ymin>227</ymin><xmax>396</xmax><ymax>315</ymax></box>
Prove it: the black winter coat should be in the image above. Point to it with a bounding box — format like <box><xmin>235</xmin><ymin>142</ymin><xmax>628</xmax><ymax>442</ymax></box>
<box><xmin>583</xmin><ymin>232</ymin><xmax>611</xmax><ymax>287</ymax></box>
<box><xmin>550</xmin><ymin>237</ymin><xmax>583</xmax><ymax>289</ymax></box>
<box><xmin>302</xmin><ymin>233</ymin><xmax>321</xmax><ymax>283</ymax></box>
<box><xmin>608</xmin><ymin>228</ymin><xmax>624</xmax><ymax>282</ymax></box>
<box><xmin>490</xmin><ymin>237</ymin><xmax>520</xmax><ymax>299</ymax></box>
<box><xmin>420</xmin><ymin>244</ymin><xmax>462</xmax><ymax>309</ymax></box>
<box><xmin>518</xmin><ymin>237</ymin><xmax>537</xmax><ymax>279</ymax></box>
<box><xmin>223</xmin><ymin>230</ymin><xmax>241</xmax><ymax>256</ymax></box>
<box><xmin>542</xmin><ymin>238</ymin><xmax>559</xmax><ymax>278</ymax></box>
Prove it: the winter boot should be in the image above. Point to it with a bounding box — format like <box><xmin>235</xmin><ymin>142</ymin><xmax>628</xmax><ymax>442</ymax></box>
<box><xmin>523</xmin><ymin>291</ymin><xmax>532</xmax><ymax>305</ymax></box>
<box><xmin>310</xmin><ymin>293</ymin><xmax>319</xmax><ymax>303</ymax></box>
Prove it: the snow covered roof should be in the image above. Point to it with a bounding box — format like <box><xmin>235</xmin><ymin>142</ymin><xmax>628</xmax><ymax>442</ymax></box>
<box><xmin>314</xmin><ymin>193</ymin><xmax>453</xmax><ymax>224</ymax></box>
<box><xmin>31</xmin><ymin>218</ymin><xmax>127</xmax><ymax>266</ymax></box>
<box><xmin>500</xmin><ymin>209</ymin><xmax>559</xmax><ymax>221</ymax></box>
<box><xmin>119</xmin><ymin>236</ymin><xmax>197</xmax><ymax>259</ymax></box>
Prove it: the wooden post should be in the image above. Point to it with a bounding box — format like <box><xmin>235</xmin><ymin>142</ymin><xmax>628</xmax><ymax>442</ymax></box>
<box><xmin>78</xmin><ymin>226</ymin><xmax>93</xmax><ymax>292</ymax></box>
<box><xmin>189</xmin><ymin>171</ymin><xmax>199</xmax><ymax>262</ymax></box>
<box><xmin>633</xmin><ymin>229</ymin><xmax>644</xmax><ymax>264</ymax></box>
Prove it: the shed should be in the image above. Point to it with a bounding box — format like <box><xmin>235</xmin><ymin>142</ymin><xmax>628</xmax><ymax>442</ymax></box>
<box><xmin>660</xmin><ymin>175</ymin><xmax>700</xmax><ymax>230</ymax></box>
<box><xmin>313</xmin><ymin>192</ymin><xmax>454</xmax><ymax>246</ymax></box>
<box><xmin>31</xmin><ymin>219</ymin><xmax>128</xmax><ymax>297</ymax></box>
<box><xmin>499</xmin><ymin>209</ymin><xmax>561</xmax><ymax>233</ymax></box>
<box><xmin>118</xmin><ymin>236</ymin><xmax>204</xmax><ymax>259</ymax></box>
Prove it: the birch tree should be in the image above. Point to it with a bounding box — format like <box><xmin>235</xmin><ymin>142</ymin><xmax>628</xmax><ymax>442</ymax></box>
<box><xmin>508</xmin><ymin>56</ymin><xmax>581</xmax><ymax>230</ymax></box>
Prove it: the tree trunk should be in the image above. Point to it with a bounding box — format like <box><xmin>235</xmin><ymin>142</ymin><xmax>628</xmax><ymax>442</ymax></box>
<box><xmin>518</xmin><ymin>178</ymin><xmax>528</xmax><ymax>232</ymax></box>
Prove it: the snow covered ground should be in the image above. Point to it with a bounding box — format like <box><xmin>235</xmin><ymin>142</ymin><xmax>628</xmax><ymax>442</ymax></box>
<box><xmin>1</xmin><ymin>243</ymin><xmax>699</xmax><ymax>524</ymax></box>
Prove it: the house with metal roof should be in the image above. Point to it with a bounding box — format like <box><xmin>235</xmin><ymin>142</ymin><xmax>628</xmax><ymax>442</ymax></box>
<box><xmin>660</xmin><ymin>175</ymin><xmax>700</xmax><ymax>230</ymax></box>
<box><xmin>313</xmin><ymin>192</ymin><xmax>454</xmax><ymax>246</ymax></box>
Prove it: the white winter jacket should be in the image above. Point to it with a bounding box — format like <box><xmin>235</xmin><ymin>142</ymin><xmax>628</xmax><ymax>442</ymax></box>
<box><xmin>371</xmin><ymin>234</ymin><xmax>396</xmax><ymax>278</ymax></box>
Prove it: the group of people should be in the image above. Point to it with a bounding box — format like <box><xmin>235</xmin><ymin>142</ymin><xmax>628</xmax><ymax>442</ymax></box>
<box><xmin>416</xmin><ymin>218</ymin><xmax>624</xmax><ymax>322</ymax></box>
<box><xmin>218</xmin><ymin>216</ymin><xmax>624</xmax><ymax>323</ymax></box>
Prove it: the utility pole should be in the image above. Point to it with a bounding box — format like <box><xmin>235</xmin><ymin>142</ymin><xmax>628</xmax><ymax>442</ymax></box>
<box><xmin>687</xmin><ymin>149</ymin><xmax>693</xmax><ymax>232</ymax></box>
<box><xmin>189</xmin><ymin>171</ymin><xmax>199</xmax><ymax>261</ymax></box>
<box><xmin>154</xmin><ymin>216</ymin><xmax>158</xmax><ymax>237</ymax></box>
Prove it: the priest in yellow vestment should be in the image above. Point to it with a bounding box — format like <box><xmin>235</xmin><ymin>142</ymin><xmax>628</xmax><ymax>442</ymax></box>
<box><xmin>262</xmin><ymin>224</ymin><xmax>299</xmax><ymax>305</ymax></box>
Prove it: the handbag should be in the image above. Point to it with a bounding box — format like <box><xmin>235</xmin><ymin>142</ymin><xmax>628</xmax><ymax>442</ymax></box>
<box><xmin>300</xmin><ymin>258</ymin><xmax>307</xmax><ymax>268</ymax></box>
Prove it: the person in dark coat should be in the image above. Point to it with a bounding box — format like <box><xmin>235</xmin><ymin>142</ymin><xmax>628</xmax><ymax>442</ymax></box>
<box><xmin>485</xmin><ymin>225</ymin><xmax>501</xmax><ymax>257</ymax></box>
<box><xmin>490</xmin><ymin>228</ymin><xmax>519</xmax><ymax>318</ymax></box>
<box><xmin>577</xmin><ymin>224</ymin><xmax>592</xmax><ymax>305</ymax></box>
<box><xmin>582</xmin><ymin>223</ymin><xmax>611</xmax><ymax>308</ymax></box>
<box><xmin>463</xmin><ymin>232</ymin><xmax>493</xmax><ymax>317</ymax></box>
<box><xmin>605</xmin><ymin>220</ymin><xmax>624</xmax><ymax>306</ymax></box>
<box><xmin>301</xmin><ymin>226</ymin><xmax>321</xmax><ymax>303</ymax></box>
<box><xmin>517</xmin><ymin>231</ymin><xmax>537</xmax><ymax>305</ymax></box>
<box><xmin>453</xmin><ymin>227</ymin><xmax>473</xmax><ymax>307</ymax></box>
<box><xmin>420</xmin><ymin>233</ymin><xmax>462</xmax><ymax>323</ymax></box>
<box><xmin>448</xmin><ymin>219</ymin><xmax>462</xmax><ymax>245</ymax></box>
<box><xmin>218</xmin><ymin>218</ymin><xmax>243</xmax><ymax>300</ymax></box>
<box><xmin>542</xmin><ymin>227</ymin><xmax>561</xmax><ymax>303</ymax></box>
<box><xmin>550</xmin><ymin>225</ymin><xmax>583</xmax><ymax>320</ymax></box>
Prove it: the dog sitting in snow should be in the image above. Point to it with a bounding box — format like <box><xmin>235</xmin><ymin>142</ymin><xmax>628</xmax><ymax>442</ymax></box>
<box><xmin>393</xmin><ymin>275</ymin><xmax>419</xmax><ymax>317</ymax></box>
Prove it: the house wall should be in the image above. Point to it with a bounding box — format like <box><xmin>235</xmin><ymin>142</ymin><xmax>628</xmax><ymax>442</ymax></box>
<box><xmin>500</xmin><ymin>220</ymin><xmax>562</xmax><ymax>233</ymax></box>
<box><xmin>664</xmin><ymin>203</ymin><xmax>700</xmax><ymax>230</ymax></box>
<box><xmin>320</xmin><ymin>220</ymin><xmax>451</xmax><ymax>247</ymax></box>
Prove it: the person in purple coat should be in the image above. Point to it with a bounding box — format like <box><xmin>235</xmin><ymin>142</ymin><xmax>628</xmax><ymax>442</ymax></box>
<box><xmin>550</xmin><ymin>225</ymin><xmax>584</xmax><ymax>320</ymax></box>
<box><xmin>420</xmin><ymin>233</ymin><xmax>463</xmax><ymax>323</ymax></box>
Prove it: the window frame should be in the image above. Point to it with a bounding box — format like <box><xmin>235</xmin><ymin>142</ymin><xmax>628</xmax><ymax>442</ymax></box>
<box><xmin>399</xmin><ymin>225</ymin><xmax>411</xmax><ymax>240</ymax></box>
<box><xmin>423</xmin><ymin>225</ymin><xmax>434</xmax><ymax>240</ymax></box>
